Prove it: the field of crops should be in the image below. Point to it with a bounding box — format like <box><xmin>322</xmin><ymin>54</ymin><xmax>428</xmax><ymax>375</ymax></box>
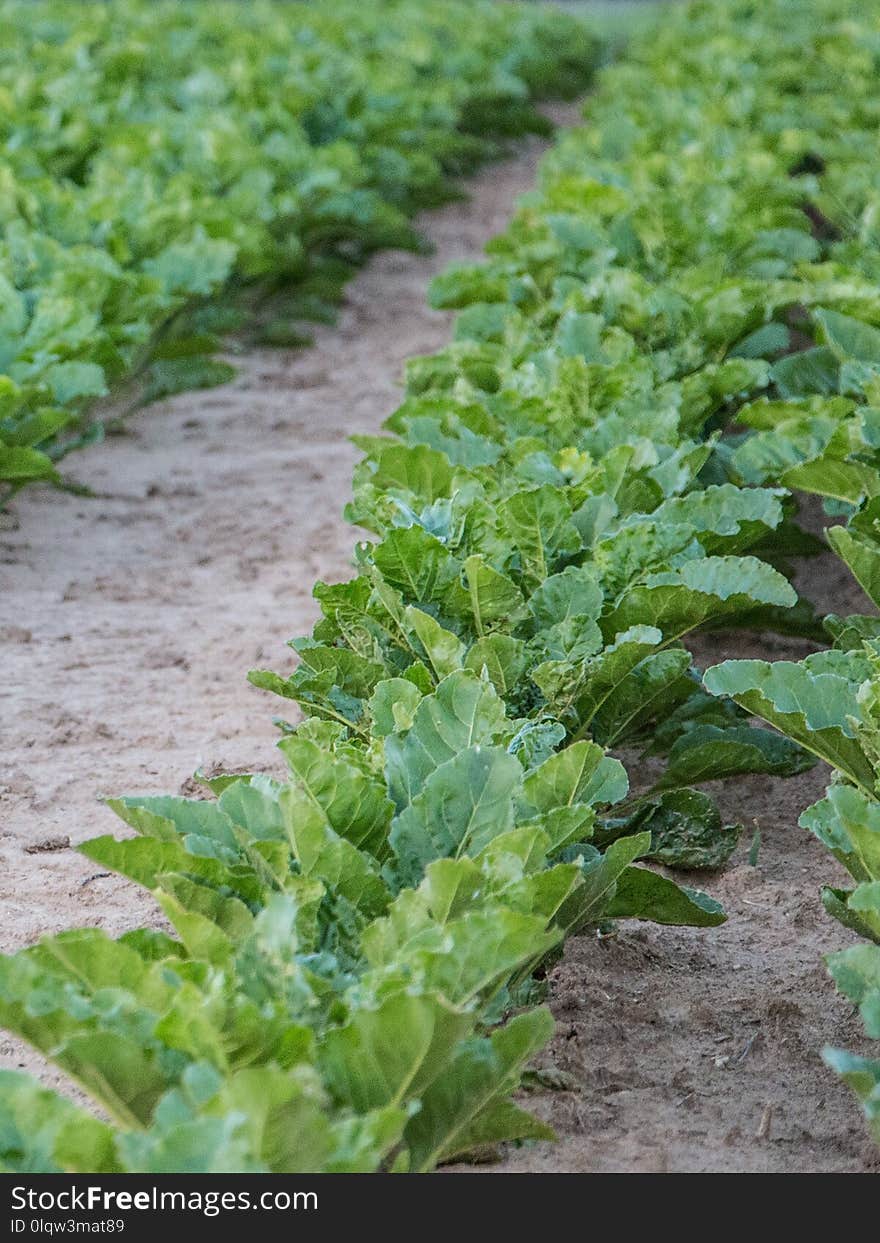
<box><xmin>0</xmin><ymin>0</ymin><xmax>594</xmax><ymax>504</ymax></box>
<box><xmin>3</xmin><ymin>0</ymin><xmax>880</xmax><ymax>1179</ymax></box>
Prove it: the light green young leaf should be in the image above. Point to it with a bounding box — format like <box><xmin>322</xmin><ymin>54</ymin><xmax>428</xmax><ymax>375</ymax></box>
<box><xmin>0</xmin><ymin>1072</ymin><xmax>120</xmax><ymax>1173</ymax></box>
<box><xmin>522</xmin><ymin>740</ymin><xmax>628</xmax><ymax>813</ymax></box>
<box><xmin>463</xmin><ymin>555</ymin><xmax>526</xmax><ymax>635</ymax></box>
<box><xmin>826</xmin><ymin>943</ymin><xmax>880</xmax><ymax>1039</ymax></box>
<box><xmin>464</xmin><ymin>635</ymin><xmax>527</xmax><ymax>695</ymax></box>
<box><xmin>822</xmin><ymin>1048</ymin><xmax>880</xmax><ymax>1146</ymax></box>
<box><xmin>368</xmin><ymin>678</ymin><xmax>424</xmax><ymax>737</ymax></box>
<box><xmin>390</xmin><ymin>746</ymin><xmax>522</xmax><ymax>885</ymax></box>
<box><xmin>405</xmin><ymin>606</ymin><xmax>465</xmax><ymax>681</ymax></box>
<box><xmin>827</xmin><ymin>523</ymin><xmax>880</xmax><ymax>609</ymax></box>
<box><xmin>497</xmin><ymin>485</ymin><xmax>582</xmax><ymax>590</ymax></box>
<box><xmin>799</xmin><ymin>785</ymin><xmax>880</xmax><ymax>884</ymax></box>
<box><xmin>404</xmin><ymin>1007</ymin><xmax>555</xmax><ymax>1171</ymax></box>
<box><xmin>527</xmin><ymin>564</ymin><xmax>603</xmax><ymax>629</ymax></box>
<box><xmin>384</xmin><ymin>670</ymin><xmax>507</xmax><ymax>809</ymax></box>
<box><xmin>318</xmin><ymin>992</ymin><xmax>471</xmax><ymax>1114</ymax></box>
<box><xmin>279</xmin><ymin>735</ymin><xmax>393</xmax><ymax>857</ymax></box>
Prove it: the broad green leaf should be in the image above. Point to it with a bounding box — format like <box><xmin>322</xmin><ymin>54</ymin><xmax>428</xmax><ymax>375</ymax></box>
<box><xmin>772</xmin><ymin>347</ymin><xmax>839</xmax><ymax>398</ymax></box>
<box><xmin>602</xmin><ymin>556</ymin><xmax>796</xmax><ymax>642</ymax></box>
<box><xmin>0</xmin><ymin>445</ymin><xmax>61</xmax><ymax>484</ymax></box>
<box><xmin>497</xmin><ymin>485</ymin><xmax>582</xmax><ymax>590</ymax></box>
<box><xmin>390</xmin><ymin>746</ymin><xmax>522</xmax><ymax>884</ymax></box>
<box><xmin>0</xmin><ymin>1072</ymin><xmax>120</xmax><ymax>1173</ymax></box>
<box><xmin>384</xmin><ymin>670</ymin><xmax>507</xmax><ymax>809</ymax></box>
<box><xmin>800</xmin><ymin>786</ymin><xmax>880</xmax><ymax>884</ymax></box>
<box><xmin>522</xmin><ymin>740</ymin><xmax>628</xmax><ymax>813</ymax></box>
<box><xmin>359</xmin><ymin>443</ymin><xmax>453</xmax><ymax>503</ymax></box>
<box><xmin>533</xmin><ymin>624</ymin><xmax>663</xmax><ymax>731</ymax></box>
<box><xmin>78</xmin><ymin>834</ymin><xmax>261</xmax><ymax>905</ymax></box>
<box><xmin>655</xmin><ymin>724</ymin><xmax>814</xmax><ymax>789</ymax></box>
<box><xmin>703</xmin><ymin>654</ymin><xmax>875</xmax><ymax>791</ymax></box>
<box><xmin>107</xmin><ymin>796</ymin><xmax>238</xmax><ymax>850</ymax></box>
<box><xmin>279</xmin><ymin>734</ymin><xmax>393</xmax><ymax>857</ymax></box>
<box><xmin>816</xmin><ymin>307</ymin><xmax>880</xmax><ymax>365</ymax></box>
<box><xmin>590</xmin><ymin>648</ymin><xmax>694</xmax><ymax>746</ymax></box>
<box><xmin>822</xmin><ymin>1048</ymin><xmax>880</xmax><ymax>1146</ymax></box>
<box><xmin>527</xmin><ymin>564</ymin><xmax>603</xmax><ymax>629</ymax></box>
<box><xmin>555</xmin><ymin>832</ymin><xmax>649</xmax><ymax>935</ymax></box>
<box><xmin>781</xmin><ymin>457</ymin><xmax>880</xmax><ymax>505</ymax></box>
<box><xmin>372</xmin><ymin>527</ymin><xmax>466</xmax><ymax>613</ymax></box>
<box><xmin>144</xmin><ymin>357</ymin><xmax>236</xmax><ymax>402</ymax></box>
<box><xmin>368</xmin><ymin>678</ymin><xmax>423</xmax><ymax>737</ymax></box>
<box><xmin>405</xmin><ymin>606</ymin><xmax>465</xmax><ymax>681</ymax></box>
<box><xmin>827</xmin><ymin>523</ymin><xmax>880</xmax><ymax>608</ymax></box>
<box><xmin>826</xmin><ymin>943</ymin><xmax>880</xmax><ymax>1039</ymax></box>
<box><xmin>318</xmin><ymin>992</ymin><xmax>471</xmax><ymax>1114</ymax></box>
<box><xmin>606</xmin><ymin>867</ymin><xmax>726</xmax><ymax>926</ymax></box>
<box><xmin>464</xmin><ymin>635</ymin><xmax>527</xmax><ymax>695</ymax></box>
<box><xmin>155</xmin><ymin>884</ymin><xmax>251</xmax><ymax>964</ymax></box>
<box><xmin>615</xmin><ymin>788</ymin><xmax>741</xmax><ymax>871</ymax></box>
<box><xmin>644</xmin><ymin>484</ymin><xmax>784</xmax><ymax>554</ymax></box>
<box><xmin>280</xmin><ymin>786</ymin><xmax>389</xmax><ymax>917</ymax></box>
<box><xmin>462</xmin><ymin>555</ymin><xmax>525</xmax><ymax>634</ymax></box>
<box><xmin>404</xmin><ymin>909</ymin><xmax>560</xmax><ymax>1006</ymax></box>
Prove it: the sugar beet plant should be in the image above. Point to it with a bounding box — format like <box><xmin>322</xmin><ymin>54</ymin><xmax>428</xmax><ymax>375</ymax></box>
<box><xmin>7</xmin><ymin>0</ymin><xmax>880</xmax><ymax>1169</ymax></box>
<box><xmin>0</xmin><ymin>0</ymin><xmax>596</xmax><ymax>504</ymax></box>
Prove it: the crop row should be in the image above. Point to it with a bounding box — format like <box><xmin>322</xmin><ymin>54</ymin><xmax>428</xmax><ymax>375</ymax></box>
<box><xmin>3</xmin><ymin>0</ymin><xmax>880</xmax><ymax>1170</ymax></box>
<box><xmin>0</xmin><ymin>0</ymin><xmax>596</xmax><ymax>505</ymax></box>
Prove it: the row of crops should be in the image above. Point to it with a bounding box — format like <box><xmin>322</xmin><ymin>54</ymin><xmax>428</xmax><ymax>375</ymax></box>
<box><xmin>3</xmin><ymin>0</ymin><xmax>880</xmax><ymax>1171</ymax></box>
<box><xmin>0</xmin><ymin>0</ymin><xmax>595</xmax><ymax>505</ymax></box>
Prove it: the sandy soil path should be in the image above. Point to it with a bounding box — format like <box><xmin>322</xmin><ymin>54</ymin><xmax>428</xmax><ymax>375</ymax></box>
<box><xmin>1</xmin><ymin>103</ymin><xmax>878</xmax><ymax>1173</ymax></box>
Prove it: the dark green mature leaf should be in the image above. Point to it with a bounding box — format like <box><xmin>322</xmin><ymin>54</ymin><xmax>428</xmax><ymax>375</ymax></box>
<box><xmin>617</xmin><ymin>788</ymin><xmax>741</xmax><ymax>871</ymax></box>
<box><xmin>143</xmin><ymin>357</ymin><xmax>236</xmax><ymax>402</ymax></box>
<box><xmin>606</xmin><ymin>867</ymin><xmax>726</xmax><ymax>926</ymax></box>
<box><xmin>655</xmin><ymin>724</ymin><xmax>814</xmax><ymax>789</ymax></box>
